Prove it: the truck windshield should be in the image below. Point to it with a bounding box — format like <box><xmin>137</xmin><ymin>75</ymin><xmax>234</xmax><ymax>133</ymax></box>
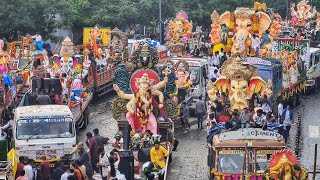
<box><xmin>218</xmin><ymin>150</ymin><xmax>245</xmax><ymax>173</ymax></box>
<box><xmin>258</xmin><ymin>69</ymin><xmax>272</xmax><ymax>82</ymax></box>
<box><xmin>189</xmin><ymin>66</ymin><xmax>200</xmax><ymax>86</ymax></box>
<box><xmin>16</xmin><ymin>118</ymin><xmax>74</xmax><ymax>140</ymax></box>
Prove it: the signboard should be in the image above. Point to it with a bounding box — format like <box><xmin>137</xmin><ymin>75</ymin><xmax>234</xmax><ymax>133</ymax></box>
<box><xmin>219</xmin><ymin>150</ymin><xmax>244</xmax><ymax>154</ymax></box>
<box><xmin>272</xmin><ymin>38</ymin><xmax>310</xmax><ymax>56</ymax></box>
<box><xmin>219</xmin><ymin>128</ymin><xmax>283</xmax><ymax>141</ymax></box>
<box><xmin>256</xmin><ymin>154</ymin><xmax>267</xmax><ymax>162</ymax></box>
<box><xmin>245</xmin><ymin>57</ymin><xmax>272</xmax><ymax>66</ymax></box>
<box><xmin>83</xmin><ymin>27</ymin><xmax>111</xmax><ymax>46</ymax></box>
<box><xmin>256</xmin><ymin>150</ymin><xmax>276</xmax><ymax>154</ymax></box>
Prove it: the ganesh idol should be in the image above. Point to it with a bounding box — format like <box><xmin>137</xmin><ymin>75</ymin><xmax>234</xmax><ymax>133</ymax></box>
<box><xmin>291</xmin><ymin>0</ymin><xmax>317</xmax><ymax>27</ymax></box>
<box><xmin>173</xmin><ymin>60</ymin><xmax>192</xmax><ymax>104</ymax></box>
<box><xmin>113</xmin><ymin>73</ymin><xmax>168</xmax><ymax>135</ymax></box>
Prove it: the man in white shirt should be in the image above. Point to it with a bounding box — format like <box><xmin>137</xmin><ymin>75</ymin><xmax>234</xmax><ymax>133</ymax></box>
<box><xmin>252</xmin><ymin>109</ymin><xmax>266</xmax><ymax>128</ymax></box>
<box><xmin>252</xmin><ymin>34</ymin><xmax>261</xmax><ymax>57</ymax></box>
<box><xmin>31</xmin><ymin>33</ymin><xmax>42</xmax><ymax>42</ymax></box>
<box><xmin>212</xmin><ymin>51</ymin><xmax>220</xmax><ymax>67</ymax></box>
<box><xmin>262</xmin><ymin>101</ymin><xmax>272</xmax><ymax>114</ymax></box>
<box><xmin>97</xmin><ymin>147</ymin><xmax>109</xmax><ymax>179</ymax></box>
<box><xmin>60</xmin><ymin>169</ymin><xmax>73</xmax><ymax>180</ymax></box>
<box><xmin>277</xmin><ymin>102</ymin><xmax>283</xmax><ymax>118</ymax></box>
<box><xmin>23</xmin><ymin>159</ymin><xmax>33</xmax><ymax>180</ymax></box>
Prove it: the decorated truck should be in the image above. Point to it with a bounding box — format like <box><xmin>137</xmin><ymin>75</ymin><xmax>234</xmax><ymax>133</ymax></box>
<box><xmin>111</xmin><ymin>42</ymin><xmax>177</xmax><ymax>179</ymax></box>
<box><xmin>83</xmin><ymin>25</ymin><xmax>128</xmax><ymax>98</ymax></box>
<box><xmin>207</xmin><ymin>128</ymin><xmax>307</xmax><ymax>180</ymax></box>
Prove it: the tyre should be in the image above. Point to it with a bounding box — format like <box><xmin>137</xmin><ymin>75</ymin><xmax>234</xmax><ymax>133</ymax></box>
<box><xmin>81</xmin><ymin>108</ymin><xmax>90</xmax><ymax>129</ymax></box>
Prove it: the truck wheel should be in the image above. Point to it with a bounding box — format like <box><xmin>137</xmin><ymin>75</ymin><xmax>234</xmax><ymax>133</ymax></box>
<box><xmin>81</xmin><ymin>108</ymin><xmax>90</xmax><ymax>129</ymax></box>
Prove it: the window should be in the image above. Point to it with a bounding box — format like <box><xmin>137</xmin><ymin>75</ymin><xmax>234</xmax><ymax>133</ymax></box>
<box><xmin>218</xmin><ymin>150</ymin><xmax>245</xmax><ymax>173</ymax></box>
<box><xmin>255</xmin><ymin>150</ymin><xmax>278</xmax><ymax>173</ymax></box>
<box><xmin>16</xmin><ymin>118</ymin><xmax>75</xmax><ymax>140</ymax></box>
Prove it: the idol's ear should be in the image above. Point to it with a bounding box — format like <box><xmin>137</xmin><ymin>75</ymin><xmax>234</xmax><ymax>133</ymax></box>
<box><xmin>248</xmin><ymin>77</ymin><xmax>265</xmax><ymax>94</ymax></box>
<box><xmin>214</xmin><ymin>76</ymin><xmax>230</xmax><ymax>93</ymax></box>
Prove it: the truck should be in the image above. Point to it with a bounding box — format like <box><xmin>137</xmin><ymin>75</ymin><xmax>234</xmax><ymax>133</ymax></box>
<box><xmin>13</xmin><ymin>105</ymin><xmax>76</xmax><ymax>164</ymax></box>
<box><xmin>304</xmin><ymin>47</ymin><xmax>320</xmax><ymax>91</ymax></box>
<box><xmin>207</xmin><ymin>128</ymin><xmax>285</xmax><ymax>179</ymax></box>
<box><xmin>245</xmin><ymin>57</ymin><xmax>304</xmax><ymax>110</ymax></box>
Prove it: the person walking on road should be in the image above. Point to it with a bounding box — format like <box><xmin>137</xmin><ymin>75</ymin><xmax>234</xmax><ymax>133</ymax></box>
<box><xmin>93</xmin><ymin>128</ymin><xmax>105</xmax><ymax>150</ymax></box>
<box><xmin>196</xmin><ymin>96</ymin><xmax>206</xmax><ymax>129</ymax></box>
<box><xmin>181</xmin><ymin>102</ymin><xmax>190</xmax><ymax>132</ymax></box>
<box><xmin>281</xmin><ymin>105</ymin><xmax>294</xmax><ymax>136</ymax></box>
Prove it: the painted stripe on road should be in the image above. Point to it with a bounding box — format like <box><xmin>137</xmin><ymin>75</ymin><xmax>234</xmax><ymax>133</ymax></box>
<box><xmin>309</xmin><ymin>125</ymin><xmax>320</xmax><ymax>138</ymax></box>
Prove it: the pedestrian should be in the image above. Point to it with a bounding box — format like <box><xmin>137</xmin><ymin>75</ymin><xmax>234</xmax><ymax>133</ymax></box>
<box><xmin>85</xmin><ymin>132</ymin><xmax>99</xmax><ymax>173</ymax></box>
<box><xmin>107</xmin><ymin>156</ymin><xmax>117</xmax><ymax>180</ymax></box>
<box><xmin>52</xmin><ymin>161</ymin><xmax>64</xmax><ymax>180</ymax></box>
<box><xmin>70</xmin><ymin>163</ymin><xmax>82</xmax><ymax>180</ymax></box>
<box><xmin>75</xmin><ymin>160</ymin><xmax>87</xmax><ymax>179</ymax></box>
<box><xmin>16</xmin><ymin>170</ymin><xmax>28</xmax><ymax>180</ymax></box>
<box><xmin>36</xmin><ymin>89</ymin><xmax>51</xmax><ymax>105</ymax></box>
<box><xmin>32</xmin><ymin>164</ymin><xmax>42</xmax><ymax>180</ymax></box>
<box><xmin>97</xmin><ymin>147</ymin><xmax>109</xmax><ymax>180</ymax></box>
<box><xmin>74</xmin><ymin>142</ymin><xmax>93</xmax><ymax>179</ymax></box>
<box><xmin>281</xmin><ymin>105</ymin><xmax>294</xmax><ymax>136</ymax></box>
<box><xmin>277</xmin><ymin>100</ymin><xmax>284</xmax><ymax>118</ymax></box>
<box><xmin>40</xmin><ymin>156</ymin><xmax>50</xmax><ymax>179</ymax></box>
<box><xmin>93</xmin><ymin>128</ymin><xmax>105</xmax><ymax>149</ymax></box>
<box><xmin>195</xmin><ymin>96</ymin><xmax>206</xmax><ymax>129</ymax></box>
<box><xmin>181</xmin><ymin>102</ymin><xmax>190</xmax><ymax>132</ymax></box>
<box><xmin>16</xmin><ymin>156</ymin><xmax>25</xmax><ymax>179</ymax></box>
<box><xmin>60</xmin><ymin>169</ymin><xmax>74</xmax><ymax>180</ymax></box>
<box><xmin>23</xmin><ymin>159</ymin><xmax>33</xmax><ymax>180</ymax></box>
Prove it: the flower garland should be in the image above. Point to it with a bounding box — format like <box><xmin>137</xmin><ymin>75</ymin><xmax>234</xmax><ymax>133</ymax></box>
<box><xmin>252</xmin><ymin>14</ymin><xmax>259</xmax><ymax>35</ymax></box>
<box><xmin>134</xmin><ymin>90</ymin><xmax>153</xmax><ymax>126</ymax></box>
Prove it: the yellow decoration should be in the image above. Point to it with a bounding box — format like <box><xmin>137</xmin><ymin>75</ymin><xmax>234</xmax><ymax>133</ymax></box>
<box><xmin>213</xmin><ymin>43</ymin><xmax>226</xmax><ymax>53</ymax></box>
<box><xmin>254</xmin><ymin>2</ymin><xmax>267</xmax><ymax>11</ymax></box>
<box><xmin>83</xmin><ymin>27</ymin><xmax>111</xmax><ymax>46</ymax></box>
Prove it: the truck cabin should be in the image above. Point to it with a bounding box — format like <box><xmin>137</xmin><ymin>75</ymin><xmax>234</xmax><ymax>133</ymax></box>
<box><xmin>245</xmin><ymin>57</ymin><xmax>282</xmax><ymax>106</ymax></box>
<box><xmin>306</xmin><ymin>48</ymin><xmax>320</xmax><ymax>69</ymax></box>
<box><xmin>13</xmin><ymin>105</ymin><xmax>76</xmax><ymax>164</ymax></box>
<box><xmin>208</xmin><ymin>129</ymin><xmax>285</xmax><ymax>179</ymax></box>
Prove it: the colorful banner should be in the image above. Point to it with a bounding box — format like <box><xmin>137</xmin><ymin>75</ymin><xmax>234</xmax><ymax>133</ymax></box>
<box><xmin>272</xmin><ymin>38</ymin><xmax>310</xmax><ymax>56</ymax></box>
<box><xmin>83</xmin><ymin>27</ymin><xmax>111</xmax><ymax>46</ymax></box>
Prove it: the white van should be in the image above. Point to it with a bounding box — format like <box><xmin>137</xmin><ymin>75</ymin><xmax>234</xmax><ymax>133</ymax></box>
<box><xmin>305</xmin><ymin>47</ymin><xmax>320</xmax><ymax>90</ymax></box>
<box><xmin>13</xmin><ymin>105</ymin><xmax>76</xmax><ymax>163</ymax></box>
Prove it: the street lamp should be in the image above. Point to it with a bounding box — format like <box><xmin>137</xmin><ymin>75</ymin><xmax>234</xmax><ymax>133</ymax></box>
<box><xmin>159</xmin><ymin>0</ymin><xmax>163</xmax><ymax>45</ymax></box>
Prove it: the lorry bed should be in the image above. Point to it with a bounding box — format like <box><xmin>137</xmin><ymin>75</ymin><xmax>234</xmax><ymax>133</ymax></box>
<box><xmin>70</xmin><ymin>92</ymin><xmax>93</xmax><ymax>126</ymax></box>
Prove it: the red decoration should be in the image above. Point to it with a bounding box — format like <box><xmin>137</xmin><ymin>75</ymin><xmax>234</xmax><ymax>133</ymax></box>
<box><xmin>130</xmin><ymin>69</ymin><xmax>160</xmax><ymax>92</ymax></box>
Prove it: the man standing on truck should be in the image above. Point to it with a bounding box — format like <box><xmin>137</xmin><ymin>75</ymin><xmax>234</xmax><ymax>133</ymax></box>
<box><xmin>150</xmin><ymin>141</ymin><xmax>169</xmax><ymax>169</ymax></box>
<box><xmin>36</xmin><ymin>89</ymin><xmax>51</xmax><ymax>105</ymax></box>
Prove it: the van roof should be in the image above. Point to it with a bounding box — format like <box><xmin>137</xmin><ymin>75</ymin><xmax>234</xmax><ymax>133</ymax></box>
<box><xmin>309</xmin><ymin>47</ymin><xmax>320</xmax><ymax>54</ymax></box>
<box><xmin>14</xmin><ymin>105</ymin><xmax>72</xmax><ymax>118</ymax></box>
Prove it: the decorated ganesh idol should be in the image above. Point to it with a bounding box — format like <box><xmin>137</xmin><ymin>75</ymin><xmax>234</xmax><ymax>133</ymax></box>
<box><xmin>166</xmin><ymin>11</ymin><xmax>192</xmax><ymax>44</ymax></box>
<box><xmin>53</xmin><ymin>37</ymin><xmax>83</xmax><ymax>77</ymax></box>
<box><xmin>208</xmin><ymin>56</ymin><xmax>267</xmax><ymax>110</ymax></box>
<box><xmin>173</xmin><ymin>60</ymin><xmax>192</xmax><ymax>104</ymax></box>
<box><xmin>291</xmin><ymin>0</ymin><xmax>317</xmax><ymax>27</ymax></box>
<box><xmin>266</xmin><ymin>149</ymin><xmax>308</xmax><ymax>180</ymax></box>
<box><xmin>210</xmin><ymin>2</ymin><xmax>282</xmax><ymax>57</ymax></box>
<box><xmin>112</xmin><ymin>43</ymin><xmax>177</xmax><ymax>135</ymax></box>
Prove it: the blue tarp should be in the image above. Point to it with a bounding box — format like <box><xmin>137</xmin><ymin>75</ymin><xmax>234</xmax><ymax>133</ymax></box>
<box><xmin>3</xmin><ymin>73</ymin><xmax>12</xmax><ymax>86</ymax></box>
<box><xmin>36</xmin><ymin>41</ymin><xmax>44</xmax><ymax>50</ymax></box>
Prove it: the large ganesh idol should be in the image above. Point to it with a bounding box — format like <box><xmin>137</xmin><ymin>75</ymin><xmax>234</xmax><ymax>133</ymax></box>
<box><xmin>266</xmin><ymin>150</ymin><xmax>307</xmax><ymax>180</ymax></box>
<box><xmin>210</xmin><ymin>2</ymin><xmax>282</xmax><ymax>57</ymax></box>
<box><xmin>166</xmin><ymin>11</ymin><xmax>192</xmax><ymax>44</ymax></box>
<box><xmin>53</xmin><ymin>37</ymin><xmax>85</xmax><ymax>77</ymax></box>
<box><xmin>112</xmin><ymin>43</ymin><xmax>177</xmax><ymax>135</ymax></box>
<box><xmin>173</xmin><ymin>60</ymin><xmax>192</xmax><ymax>104</ymax></box>
<box><xmin>208</xmin><ymin>56</ymin><xmax>266</xmax><ymax>110</ymax></box>
<box><xmin>291</xmin><ymin>0</ymin><xmax>317</xmax><ymax>27</ymax></box>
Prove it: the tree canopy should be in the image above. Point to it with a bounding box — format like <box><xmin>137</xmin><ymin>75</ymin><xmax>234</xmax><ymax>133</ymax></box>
<box><xmin>0</xmin><ymin>0</ymin><xmax>318</xmax><ymax>43</ymax></box>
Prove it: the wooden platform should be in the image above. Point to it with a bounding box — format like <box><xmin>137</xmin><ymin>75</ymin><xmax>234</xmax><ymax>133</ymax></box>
<box><xmin>70</xmin><ymin>92</ymin><xmax>93</xmax><ymax>123</ymax></box>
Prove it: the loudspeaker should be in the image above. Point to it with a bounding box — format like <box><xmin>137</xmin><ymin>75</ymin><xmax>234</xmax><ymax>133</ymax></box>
<box><xmin>43</xmin><ymin>78</ymin><xmax>62</xmax><ymax>95</ymax></box>
<box><xmin>118</xmin><ymin>150</ymin><xmax>134</xmax><ymax>180</ymax></box>
<box><xmin>138</xmin><ymin>147</ymin><xmax>151</xmax><ymax>163</ymax></box>
<box><xmin>122</xmin><ymin>124</ymin><xmax>131</xmax><ymax>150</ymax></box>
<box><xmin>32</xmin><ymin>78</ymin><xmax>43</xmax><ymax>94</ymax></box>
